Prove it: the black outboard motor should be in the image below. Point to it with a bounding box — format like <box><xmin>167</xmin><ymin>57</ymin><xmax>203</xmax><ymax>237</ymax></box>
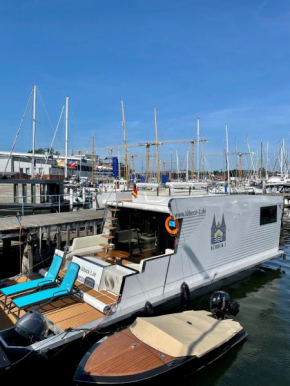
<box><xmin>15</xmin><ymin>311</ymin><xmax>49</xmax><ymax>343</ymax></box>
<box><xmin>210</xmin><ymin>291</ymin><xmax>240</xmax><ymax>319</ymax></box>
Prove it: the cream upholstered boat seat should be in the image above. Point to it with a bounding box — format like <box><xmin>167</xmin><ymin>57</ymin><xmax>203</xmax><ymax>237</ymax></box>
<box><xmin>66</xmin><ymin>235</ymin><xmax>104</xmax><ymax>261</ymax></box>
<box><xmin>130</xmin><ymin>310</ymin><xmax>243</xmax><ymax>358</ymax></box>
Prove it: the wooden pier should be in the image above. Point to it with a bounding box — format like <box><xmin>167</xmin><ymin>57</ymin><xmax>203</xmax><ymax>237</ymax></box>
<box><xmin>0</xmin><ymin>209</ymin><xmax>104</xmax><ymax>277</ymax></box>
<box><xmin>0</xmin><ymin>210</ymin><xmax>104</xmax><ymax>238</ymax></box>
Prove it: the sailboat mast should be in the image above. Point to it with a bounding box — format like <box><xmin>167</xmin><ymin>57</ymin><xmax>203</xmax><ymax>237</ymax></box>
<box><xmin>176</xmin><ymin>151</ymin><xmax>179</xmax><ymax>181</ymax></box>
<box><xmin>225</xmin><ymin>125</ymin><xmax>230</xmax><ymax>192</ymax></box>
<box><xmin>32</xmin><ymin>84</ymin><xmax>37</xmax><ymax>178</ymax></box>
<box><xmin>281</xmin><ymin>138</ymin><xmax>285</xmax><ymax>178</ymax></box>
<box><xmin>91</xmin><ymin>133</ymin><xmax>95</xmax><ymax>184</ymax></box>
<box><xmin>197</xmin><ymin>118</ymin><xmax>200</xmax><ymax>181</ymax></box>
<box><xmin>260</xmin><ymin>141</ymin><xmax>263</xmax><ymax>179</ymax></box>
<box><xmin>121</xmin><ymin>100</ymin><xmax>129</xmax><ymax>184</ymax></box>
<box><xmin>154</xmin><ymin>108</ymin><xmax>160</xmax><ymax>184</ymax></box>
<box><xmin>118</xmin><ymin>149</ymin><xmax>121</xmax><ymax>178</ymax></box>
<box><xmin>186</xmin><ymin>150</ymin><xmax>189</xmax><ymax>182</ymax></box>
<box><xmin>266</xmin><ymin>142</ymin><xmax>269</xmax><ymax>180</ymax></box>
<box><xmin>65</xmin><ymin>96</ymin><xmax>69</xmax><ymax>179</ymax></box>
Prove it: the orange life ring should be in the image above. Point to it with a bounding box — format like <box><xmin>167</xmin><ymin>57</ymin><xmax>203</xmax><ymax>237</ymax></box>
<box><xmin>165</xmin><ymin>216</ymin><xmax>179</xmax><ymax>235</ymax></box>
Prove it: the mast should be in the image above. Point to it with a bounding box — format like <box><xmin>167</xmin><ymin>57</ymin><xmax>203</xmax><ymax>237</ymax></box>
<box><xmin>91</xmin><ymin>133</ymin><xmax>95</xmax><ymax>184</ymax></box>
<box><xmin>281</xmin><ymin>138</ymin><xmax>284</xmax><ymax>178</ymax></box>
<box><xmin>225</xmin><ymin>125</ymin><xmax>230</xmax><ymax>192</ymax></box>
<box><xmin>176</xmin><ymin>150</ymin><xmax>179</xmax><ymax>181</ymax></box>
<box><xmin>197</xmin><ymin>117</ymin><xmax>200</xmax><ymax>181</ymax></box>
<box><xmin>31</xmin><ymin>84</ymin><xmax>37</xmax><ymax>178</ymax></box>
<box><xmin>118</xmin><ymin>149</ymin><xmax>121</xmax><ymax>178</ymax></box>
<box><xmin>235</xmin><ymin>137</ymin><xmax>238</xmax><ymax>183</ymax></box>
<box><xmin>170</xmin><ymin>148</ymin><xmax>173</xmax><ymax>180</ymax></box>
<box><xmin>121</xmin><ymin>100</ymin><xmax>129</xmax><ymax>184</ymax></box>
<box><xmin>201</xmin><ymin>135</ymin><xmax>206</xmax><ymax>180</ymax></box>
<box><xmin>260</xmin><ymin>141</ymin><xmax>263</xmax><ymax>179</ymax></box>
<box><xmin>154</xmin><ymin>108</ymin><xmax>160</xmax><ymax>184</ymax></box>
<box><xmin>246</xmin><ymin>136</ymin><xmax>254</xmax><ymax>178</ymax></box>
<box><xmin>186</xmin><ymin>150</ymin><xmax>189</xmax><ymax>182</ymax></box>
<box><xmin>266</xmin><ymin>141</ymin><xmax>269</xmax><ymax>180</ymax></box>
<box><xmin>65</xmin><ymin>96</ymin><xmax>69</xmax><ymax>179</ymax></box>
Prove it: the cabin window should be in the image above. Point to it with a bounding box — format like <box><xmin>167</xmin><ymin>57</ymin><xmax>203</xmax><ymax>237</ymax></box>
<box><xmin>114</xmin><ymin>209</ymin><xmax>176</xmax><ymax>259</ymax></box>
<box><xmin>260</xmin><ymin>206</ymin><xmax>277</xmax><ymax>225</ymax></box>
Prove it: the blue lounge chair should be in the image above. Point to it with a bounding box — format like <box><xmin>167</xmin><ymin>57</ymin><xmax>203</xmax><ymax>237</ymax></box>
<box><xmin>10</xmin><ymin>262</ymin><xmax>80</xmax><ymax>318</ymax></box>
<box><xmin>0</xmin><ymin>253</ymin><xmax>63</xmax><ymax>308</ymax></box>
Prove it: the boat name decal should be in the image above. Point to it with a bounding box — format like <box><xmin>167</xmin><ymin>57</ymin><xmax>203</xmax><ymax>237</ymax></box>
<box><xmin>175</xmin><ymin>208</ymin><xmax>206</xmax><ymax>218</ymax></box>
<box><xmin>79</xmin><ymin>265</ymin><xmax>97</xmax><ymax>278</ymax></box>
<box><xmin>211</xmin><ymin>214</ymin><xmax>226</xmax><ymax>250</ymax></box>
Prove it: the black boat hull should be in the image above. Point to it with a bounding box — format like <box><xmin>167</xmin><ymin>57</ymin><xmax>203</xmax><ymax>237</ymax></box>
<box><xmin>74</xmin><ymin>328</ymin><xmax>247</xmax><ymax>385</ymax></box>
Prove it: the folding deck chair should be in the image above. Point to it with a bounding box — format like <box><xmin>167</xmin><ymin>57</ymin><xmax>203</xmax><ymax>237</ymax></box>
<box><xmin>9</xmin><ymin>262</ymin><xmax>80</xmax><ymax>319</ymax></box>
<box><xmin>0</xmin><ymin>253</ymin><xmax>63</xmax><ymax>309</ymax></box>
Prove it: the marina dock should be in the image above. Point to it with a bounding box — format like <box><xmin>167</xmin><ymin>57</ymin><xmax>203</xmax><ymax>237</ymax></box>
<box><xmin>0</xmin><ymin>209</ymin><xmax>104</xmax><ymax>276</ymax></box>
<box><xmin>0</xmin><ymin>209</ymin><xmax>104</xmax><ymax>238</ymax></box>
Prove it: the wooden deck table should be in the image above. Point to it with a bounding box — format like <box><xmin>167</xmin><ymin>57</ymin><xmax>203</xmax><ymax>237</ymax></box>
<box><xmin>108</xmin><ymin>250</ymin><xmax>130</xmax><ymax>264</ymax></box>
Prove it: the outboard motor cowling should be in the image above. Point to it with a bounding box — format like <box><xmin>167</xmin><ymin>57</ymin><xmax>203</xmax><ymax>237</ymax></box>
<box><xmin>210</xmin><ymin>291</ymin><xmax>240</xmax><ymax>319</ymax></box>
<box><xmin>15</xmin><ymin>311</ymin><xmax>49</xmax><ymax>343</ymax></box>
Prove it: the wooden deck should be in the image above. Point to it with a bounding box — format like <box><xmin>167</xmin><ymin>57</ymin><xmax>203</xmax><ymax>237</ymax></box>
<box><xmin>38</xmin><ymin>298</ymin><xmax>105</xmax><ymax>331</ymax></box>
<box><xmin>37</xmin><ymin>269</ymin><xmax>118</xmax><ymax>330</ymax></box>
<box><xmin>0</xmin><ymin>270</ymin><xmax>117</xmax><ymax>332</ymax></box>
<box><xmin>0</xmin><ymin>275</ymin><xmax>36</xmax><ymax>330</ymax></box>
<box><xmin>2</xmin><ymin>273</ymin><xmax>41</xmax><ymax>287</ymax></box>
<box><xmin>58</xmin><ymin>269</ymin><xmax>118</xmax><ymax>303</ymax></box>
<box><xmin>84</xmin><ymin>329</ymin><xmax>174</xmax><ymax>376</ymax></box>
<box><xmin>0</xmin><ymin>209</ymin><xmax>104</xmax><ymax>236</ymax></box>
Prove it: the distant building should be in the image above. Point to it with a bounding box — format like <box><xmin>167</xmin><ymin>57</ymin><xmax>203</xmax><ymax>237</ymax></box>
<box><xmin>0</xmin><ymin>150</ymin><xmax>108</xmax><ymax>180</ymax></box>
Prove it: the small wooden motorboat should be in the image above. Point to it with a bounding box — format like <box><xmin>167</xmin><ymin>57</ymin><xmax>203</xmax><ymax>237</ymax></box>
<box><xmin>74</xmin><ymin>292</ymin><xmax>247</xmax><ymax>385</ymax></box>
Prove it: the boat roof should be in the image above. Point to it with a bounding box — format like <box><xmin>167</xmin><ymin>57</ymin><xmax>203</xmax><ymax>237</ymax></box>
<box><xmin>130</xmin><ymin>310</ymin><xmax>243</xmax><ymax>358</ymax></box>
<box><xmin>106</xmin><ymin>191</ymin><xmax>208</xmax><ymax>213</ymax></box>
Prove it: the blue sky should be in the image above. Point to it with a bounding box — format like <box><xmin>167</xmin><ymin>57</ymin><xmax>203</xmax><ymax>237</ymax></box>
<box><xmin>0</xmin><ymin>0</ymin><xmax>290</xmax><ymax>172</ymax></box>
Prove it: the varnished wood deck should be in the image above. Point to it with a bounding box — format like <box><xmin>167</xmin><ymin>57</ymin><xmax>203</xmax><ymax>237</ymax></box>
<box><xmin>0</xmin><ymin>274</ymin><xmax>41</xmax><ymax>331</ymax></box>
<box><xmin>0</xmin><ymin>271</ymin><xmax>116</xmax><ymax>332</ymax></box>
<box><xmin>0</xmin><ymin>293</ymin><xmax>25</xmax><ymax>330</ymax></box>
<box><xmin>38</xmin><ymin>298</ymin><xmax>105</xmax><ymax>330</ymax></box>
<box><xmin>2</xmin><ymin>273</ymin><xmax>41</xmax><ymax>287</ymax></box>
<box><xmin>84</xmin><ymin>329</ymin><xmax>174</xmax><ymax>377</ymax></box>
<box><xmin>58</xmin><ymin>269</ymin><xmax>118</xmax><ymax>303</ymax></box>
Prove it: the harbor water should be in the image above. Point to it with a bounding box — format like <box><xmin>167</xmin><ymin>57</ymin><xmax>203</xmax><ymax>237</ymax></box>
<box><xmin>1</xmin><ymin>221</ymin><xmax>290</xmax><ymax>385</ymax></box>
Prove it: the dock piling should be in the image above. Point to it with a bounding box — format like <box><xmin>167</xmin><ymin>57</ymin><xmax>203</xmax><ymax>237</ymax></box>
<box><xmin>66</xmin><ymin>224</ymin><xmax>71</xmax><ymax>247</ymax></box>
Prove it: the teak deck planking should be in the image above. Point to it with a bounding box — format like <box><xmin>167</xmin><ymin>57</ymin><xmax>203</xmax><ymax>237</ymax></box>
<box><xmin>39</xmin><ymin>298</ymin><xmax>104</xmax><ymax>331</ymax></box>
<box><xmin>84</xmin><ymin>329</ymin><xmax>174</xmax><ymax>377</ymax></box>
<box><xmin>0</xmin><ymin>271</ymin><xmax>117</xmax><ymax>331</ymax></box>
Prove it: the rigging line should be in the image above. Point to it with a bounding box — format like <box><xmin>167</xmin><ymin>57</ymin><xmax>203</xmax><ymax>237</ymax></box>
<box><xmin>3</xmin><ymin>88</ymin><xmax>33</xmax><ymax>175</ymax></box>
<box><xmin>68</xmin><ymin>106</ymin><xmax>80</xmax><ymax>152</ymax></box>
<box><xmin>41</xmin><ymin>104</ymin><xmax>65</xmax><ymax>178</ymax></box>
<box><xmin>37</xmin><ymin>88</ymin><xmax>62</xmax><ymax>150</ymax></box>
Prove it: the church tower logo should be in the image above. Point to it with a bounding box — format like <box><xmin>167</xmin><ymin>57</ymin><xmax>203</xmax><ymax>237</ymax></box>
<box><xmin>211</xmin><ymin>214</ymin><xmax>226</xmax><ymax>250</ymax></box>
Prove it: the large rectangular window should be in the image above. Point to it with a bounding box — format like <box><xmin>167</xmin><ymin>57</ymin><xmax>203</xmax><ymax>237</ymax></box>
<box><xmin>260</xmin><ymin>206</ymin><xmax>277</xmax><ymax>225</ymax></box>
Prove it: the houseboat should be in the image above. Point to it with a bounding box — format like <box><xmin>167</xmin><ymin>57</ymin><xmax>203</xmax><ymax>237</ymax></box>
<box><xmin>0</xmin><ymin>191</ymin><xmax>283</xmax><ymax>369</ymax></box>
